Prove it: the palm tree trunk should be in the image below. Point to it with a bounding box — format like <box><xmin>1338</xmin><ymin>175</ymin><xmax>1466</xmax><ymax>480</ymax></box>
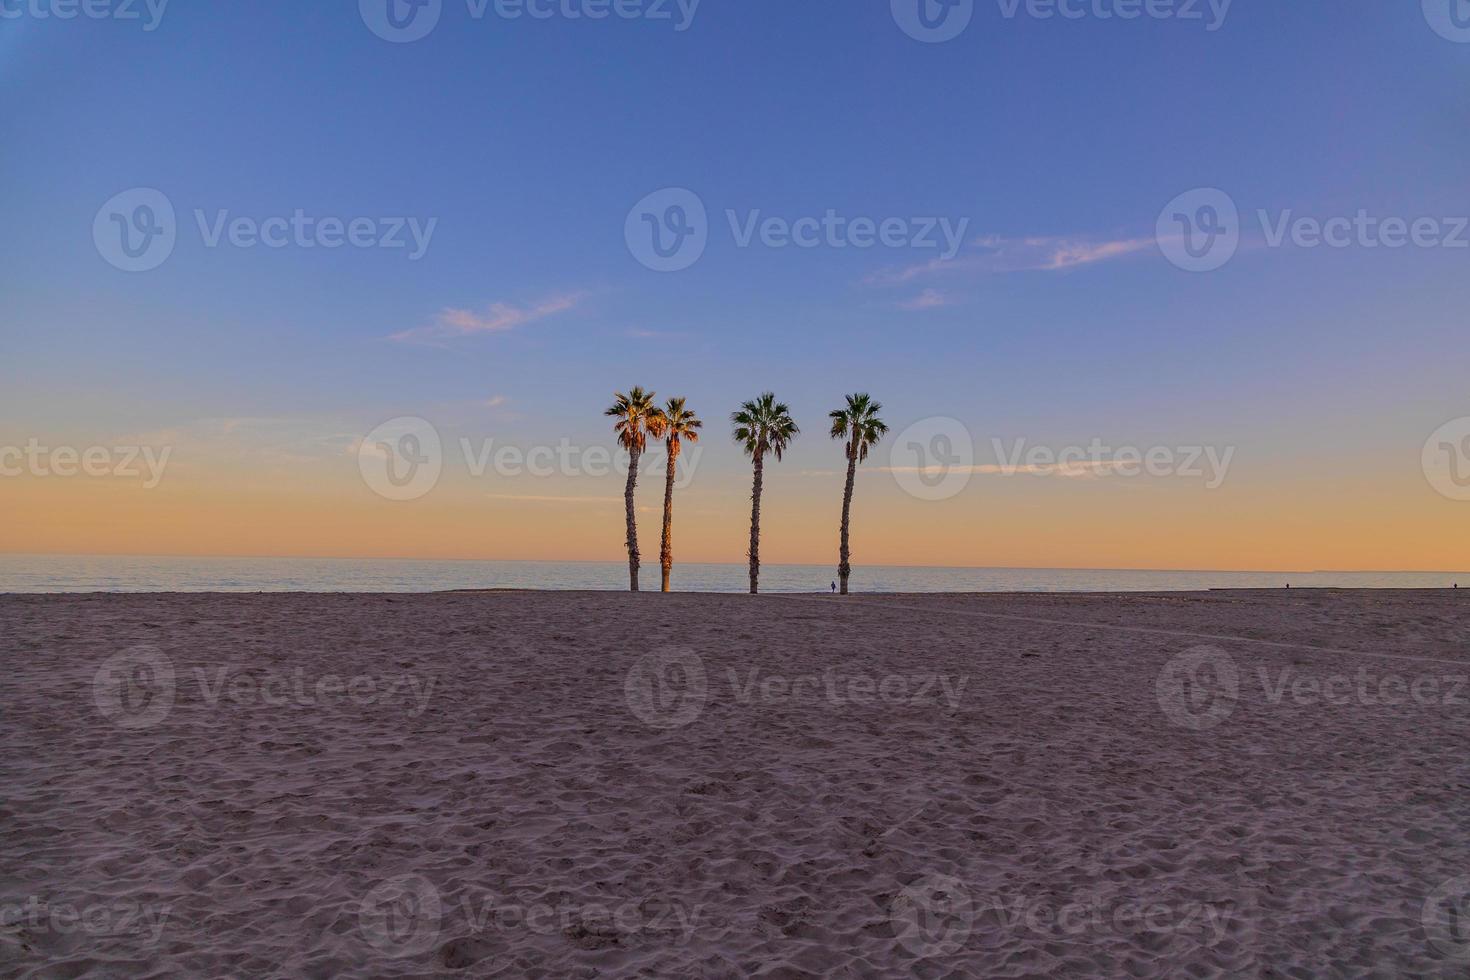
<box><xmin>838</xmin><ymin>440</ymin><xmax>857</xmax><ymax>595</ymax></box>
<box><xmin>624</xmin><ymin>445</ymin><xmax>641</xmax><ymax>592</ymax></box>
<box><xmin>748</xmin><ymin>449</ymin><xmax>764</xmax><ymax>594</ymax></box>
<box><xmin>660</xmin><ymin>444</ymin><xmax>676</xmax><ymax>593</ymax></box>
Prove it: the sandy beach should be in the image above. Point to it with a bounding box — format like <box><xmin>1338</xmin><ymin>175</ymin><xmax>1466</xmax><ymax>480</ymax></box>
<box><xmin>2</xmin><ymin>589</ymin><xmax>1467</xmax><ymax>977</ymax></box>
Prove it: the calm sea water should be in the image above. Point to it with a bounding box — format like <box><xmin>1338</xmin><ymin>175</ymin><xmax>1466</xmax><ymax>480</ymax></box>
<box><xmin>0</xmin><ymin>555</ymin><xmax>1465</xmax><ymax>594</ymax></box>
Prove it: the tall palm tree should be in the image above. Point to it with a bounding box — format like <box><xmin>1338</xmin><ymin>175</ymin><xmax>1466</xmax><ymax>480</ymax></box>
<box><xmin>605</xmin><ymin>387</ymin><xmax>659</xmax><ymax>591</ymax></box>
<box><xmin>829</xmin><ymin>393</ymin><xmax>888</xmax><ymax>595</ymax></box>
<box><xmin>654</xmin><ymin>398</ymin><xmax>702</xmax><ymax>593</ymax></box>
<box><xmin>731</xmin><ymin>393</ymin><xmax>799</xmax><ymax>595</ymax></box>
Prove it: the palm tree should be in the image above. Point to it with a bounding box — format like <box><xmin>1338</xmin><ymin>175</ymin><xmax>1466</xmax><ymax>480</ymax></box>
<box><xmin>829</xmin><ymin>393</ymin><xmax>888</xmax><ymax>595</ymax></box>
<box><xmin>605</xmin><ymin>387</ymin><xmax>659</xmax><ymax>591</ymax></box>
<box><xmin>654</xmin><ymin>398</ymin><xmax>702</xmax><ymax>593</ymax></box>
<box><xmin>731</xmin><ymin>393</ymin><xmax>799</xmax><ymax>595</ymax></box>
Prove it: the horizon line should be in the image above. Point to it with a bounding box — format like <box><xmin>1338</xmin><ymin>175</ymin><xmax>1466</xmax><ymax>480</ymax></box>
<box><xmin>4</xmin><ymin>552</ymin><xmax>1468</xmax><ymax>576</ymax></box>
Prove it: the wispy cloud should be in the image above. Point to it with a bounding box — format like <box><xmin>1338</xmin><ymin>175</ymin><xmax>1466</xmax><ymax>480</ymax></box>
<box><xmin>486</xmin><ymin>493</ymin><xmax>658</xmax><ymax>513</ymax></box>
<box><xmin>483</xmin><ymin>395</ymin><xmax>509</xmax><ymax>409</ymax></box>
<box><xmin>868</xmin><ymin>234</ymin><xmax>1153</xmax><ymax>287</ymax></box>
<box><xmin>880</xmin><ymin>460</ymin><xmax>1142</xmax><ymax>480</ymax></box>
<box><xmin>486</xmin><ymin>494</ymin><xmax>620</xmax><ymax>503</ymax></box>
<box><xmin>627</xmin><ymin>328</ymin><xmax>687</xmax><ymax>340</ymax></box>
<box><xmin>123</xmin><ymin>417</ymin><xmax>360</xmax><ymax>471</ymax></box>
<box><xmin>896</xmin><ymin>288</ymin><xmax>955</xmax><ymax>311</ymax></box>
<box><xmin>390</xmin><ymin>294</ymin><xmax>583</xmax><ymax>345</ymax></box>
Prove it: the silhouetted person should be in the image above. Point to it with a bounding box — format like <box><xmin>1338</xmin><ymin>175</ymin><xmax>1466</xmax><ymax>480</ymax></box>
<box><xmin>830</xmin><ymin>581</ymin><xmax>837</xmax><ymax>594</ymax></box>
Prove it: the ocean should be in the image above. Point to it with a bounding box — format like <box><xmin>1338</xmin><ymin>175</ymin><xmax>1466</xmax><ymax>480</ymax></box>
<box><xmin>1</xmin><ymin>555</ymin><xmax>1465</xmax><ymax>594</ymax></box>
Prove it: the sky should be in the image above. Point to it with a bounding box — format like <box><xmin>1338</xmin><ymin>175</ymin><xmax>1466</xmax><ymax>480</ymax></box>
<box><xmin>2</xmin><ymin>0</ymin><xmax>1469</xmax><ymax>571</ymax></box>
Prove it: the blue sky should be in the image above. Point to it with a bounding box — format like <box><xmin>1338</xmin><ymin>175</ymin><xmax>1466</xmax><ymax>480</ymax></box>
<box><xmin>3</xmin><ymin>0</ymin><xmax>1469</xmax><ymax>566</ymax></box>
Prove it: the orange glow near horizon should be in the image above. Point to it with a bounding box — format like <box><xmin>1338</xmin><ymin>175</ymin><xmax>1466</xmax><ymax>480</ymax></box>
<box><xmin>5</xmin><ymin>451</ymin><xmax>1468</xmax><ymax>572</ymax></box>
